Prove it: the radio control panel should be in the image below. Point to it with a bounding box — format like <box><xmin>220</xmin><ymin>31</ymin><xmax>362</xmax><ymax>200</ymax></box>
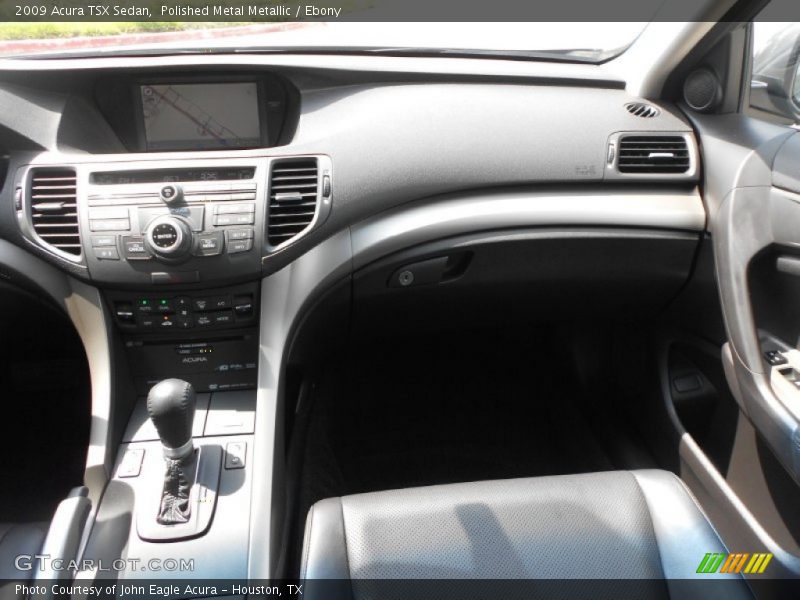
<box><xmin>17</xmin><ymin>155</ymin><xmax>331</xmax><ymax>287</ymax></box>
<box><xmin>81</xmin><ymin>162</ymin><xmax>267</xmax><ymax>285</ymax></box>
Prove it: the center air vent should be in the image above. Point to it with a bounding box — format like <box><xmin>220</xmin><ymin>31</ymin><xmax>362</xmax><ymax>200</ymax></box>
<box><xmin>267</xmin><ymin>158</ymin><xmax>319</xmax><ymax>246</ymax></box>
<box><xmin>29</xmin><ymin>167</ymin><xmax>81</xmax><ymax>257</ymax></box>
<box><xmin>617</xmin><ymin>136</ymin><xmax>691</xmax><ymax>174</ymax></box>
<box><xmin>625</xmin><ymin>102</ymin><xmax>660</xmax><ymax>118</ymax></box>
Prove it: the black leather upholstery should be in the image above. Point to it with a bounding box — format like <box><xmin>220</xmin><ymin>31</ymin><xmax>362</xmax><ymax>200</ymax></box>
<box><xmin>301</xmin><ymin>470</ymin><xmax>752</xmax><ymax>599</ymax></box>
<box><xmin>146</xmin><ymin>378</ymin><xmax>196</xmax><ymax>454</ymax></box>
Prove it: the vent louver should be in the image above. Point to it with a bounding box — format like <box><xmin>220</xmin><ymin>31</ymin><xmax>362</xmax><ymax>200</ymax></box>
<box><xmin>267</xmin><ymin>158</ymin><xmax>319</xmax><ymax>246</ymax></box>
<box><xmin>625</xmin><ymin>102</ymin><xmax>660</xmax><ymax>118</ymax></box>
<box><xmin>617</xmin><ymin>136</ymin><xmax>690</xmax><ymax>174</ymax></box>
<box><xmin>29</xmin><ymin>168</ymin><xmax>81</xmax><ymax>256</ymax></box>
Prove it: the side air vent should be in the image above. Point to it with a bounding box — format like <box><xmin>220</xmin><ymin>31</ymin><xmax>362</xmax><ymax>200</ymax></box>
<box><xmin>625</xmin><ymin>102</ymin><xmax>660</xmax><ymax>118</ymax></box>
<box><xmin>29</xmin><ymin>167</ymin><xmax>81</xmax><ymax>257</ymax></box>
<box><xmin>267</xmin><ymin>158</ymin><xmax>319</xmax><ymax>246</ymax></box>
<box><xmin>617</xmin><ymin>136</ymin><xmax>691</xmax><ymax>174</ymax></box>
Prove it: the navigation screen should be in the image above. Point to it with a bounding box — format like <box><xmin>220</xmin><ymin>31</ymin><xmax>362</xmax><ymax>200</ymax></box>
<box><xmin>140</xmin><ymin>83</ymin><xmax>261</xmax><ymax>151</ymax></box>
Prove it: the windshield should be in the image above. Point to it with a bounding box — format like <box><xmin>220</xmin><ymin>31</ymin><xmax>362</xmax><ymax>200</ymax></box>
<box><xmin>0</xmin><ymin>22</ymin><xmax>647</xmax><ymax>62</ymax></box>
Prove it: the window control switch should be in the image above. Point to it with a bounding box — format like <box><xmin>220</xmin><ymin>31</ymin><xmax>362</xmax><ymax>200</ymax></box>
<box><xmin>765</xmin><ymin>350</ymin><xmax>788</xmax><ymax>366</ymax></box>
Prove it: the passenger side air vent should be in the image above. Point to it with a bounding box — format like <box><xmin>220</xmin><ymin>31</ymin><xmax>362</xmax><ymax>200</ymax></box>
<box><xmin>624</xmin><ymin>102</ymin><xmax>660</xmax><ymax>118</ymax></box>
<box><xmin>267</xmin><ymin>158</ymin><xmax>319</xmax><ymax>246</ymax></box>
<box><xmin>29</xmin><ymin>167</ymin><xmax>81</xmax><ymax>257</ymax></box>
<box><xmin>617</xmin><ymin>136</ymin><xmax>691</xmax><ymax>174</ymax></box>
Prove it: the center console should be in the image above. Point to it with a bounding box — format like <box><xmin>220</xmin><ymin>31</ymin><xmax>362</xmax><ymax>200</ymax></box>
<box><xmin>3</xmin><ymin>69</ymin><xmax>331</xmax><ymax>585</ymax></box>
<box><xmin>78</xmin><ymin>273</ymin><xmax>263</xmax><ymax>580</ymax></box>
<box><xmin>106</xmin><ymin>282</ymin><xmax>259</xmax><ymax>394</ymax></box>
<box><xmin>11</xmin><ymin>152</ymin><xmax>332</xmax><ymax>584</ymax></box>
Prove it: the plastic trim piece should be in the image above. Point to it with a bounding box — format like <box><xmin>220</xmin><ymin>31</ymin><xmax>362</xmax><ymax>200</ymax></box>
<box><xmin>34</xmin><ymin>488</ymin><xmax>91</xmax><ymax>588</ymax></box>
<box><xmin>0</xmin><ymin>240</ymin><xmax>114</xmax><ymax>519</ymax></box>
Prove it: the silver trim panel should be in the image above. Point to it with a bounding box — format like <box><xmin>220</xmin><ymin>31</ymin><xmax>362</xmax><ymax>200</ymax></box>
<box><xmin>351</xmin><ymin>187</ymin><xmax>706</xmax><ymax>270</ymax></box>
<box><xmin>0</xmin><ymin>240</ymin><xmax>114</xmax><ymax>508</ymax></box>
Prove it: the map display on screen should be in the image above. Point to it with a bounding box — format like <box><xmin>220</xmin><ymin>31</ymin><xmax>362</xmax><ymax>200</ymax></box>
<box><xmin>140</xmin><ymin>82</ymin><xmax>261</xmax><ymax>150</ymax></box>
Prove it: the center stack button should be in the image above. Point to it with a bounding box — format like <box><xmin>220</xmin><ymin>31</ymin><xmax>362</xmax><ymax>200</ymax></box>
<box><xmin>193</xmin><ymin>231</ymin><xmax>224</xmax><ymax>257</ymax></box>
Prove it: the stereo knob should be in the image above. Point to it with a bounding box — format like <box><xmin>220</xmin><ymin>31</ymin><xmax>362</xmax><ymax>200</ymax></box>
<box><xmin>160</xmin><ymin>184</ymin><xmax>183</xmax><ymax>205</ymax></box>
<box><xmin>145</xmin><ymin>215</ymin><xmax>193</xmax><ymax>260</ymax></box>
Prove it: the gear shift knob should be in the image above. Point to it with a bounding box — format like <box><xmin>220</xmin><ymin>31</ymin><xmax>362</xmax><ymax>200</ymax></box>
<box><xmin>147</xmin><ymin>378</ymin><xmax>196</xmax><ymax>460</ymax></box>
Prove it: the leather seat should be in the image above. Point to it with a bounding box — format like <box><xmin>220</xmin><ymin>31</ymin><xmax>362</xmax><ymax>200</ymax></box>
<box><xmin>301</xmin><ymin>470</ymin><xmax>751</xmax><ymax>599</ymax></box>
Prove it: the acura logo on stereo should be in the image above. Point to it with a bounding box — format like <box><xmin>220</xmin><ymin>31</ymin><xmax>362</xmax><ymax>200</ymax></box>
<box><xmin>182</xmin><ymin>356</ymin><xmax>208</xmax><ymax>364</ymax></box>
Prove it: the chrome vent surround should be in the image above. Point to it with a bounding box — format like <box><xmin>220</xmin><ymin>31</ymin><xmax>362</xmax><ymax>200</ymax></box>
<box><xmin>625</xmin><ymin>102</ymin><xmax>660</xmax><ymax>118</ymax></box>
<box><xmin>267</xmin><ymin>158</ymin><xmax>319</xmax><ymax>247</ymax></box>
<box><xmin>617</xmin><ymin>135</ymin><xmax>691</xmax><ymax>174</ymax></box>
<box><xmin>28</xmin><ymin>167</ymin><xmax>81</xmax><ymax>257</ymax></box>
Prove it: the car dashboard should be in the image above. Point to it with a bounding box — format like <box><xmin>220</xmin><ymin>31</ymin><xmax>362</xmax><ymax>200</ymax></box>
<box><xmin>0</xmin><ymin>52</ymin><xmax>705</xmax><ymax>582</ymax></box>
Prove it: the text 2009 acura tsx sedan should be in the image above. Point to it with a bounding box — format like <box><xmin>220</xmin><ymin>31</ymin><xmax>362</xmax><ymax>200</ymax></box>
<box><xmin>1</xmin><ymin>3</ymin><xmax>800</xmax><ymax>599</ymax></box>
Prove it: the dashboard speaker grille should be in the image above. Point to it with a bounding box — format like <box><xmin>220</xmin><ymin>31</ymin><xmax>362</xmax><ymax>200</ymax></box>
<box><xmin>617</xmin><ymin>136</ymin><xmax>690</xmax><ymax>174</ymax></box>
<box><xmin>267</xmin><ymin>158</ymin><xmax>319</xmax><ymax>246</ymax></box>
<box><xmin>29</xmin><ymin>167</ymin><xmax>81</xmax><ymax>256</ymax></box>
<box><xmin>683</xmin><ymin>67</ymin><xmax>721</xmax><ymax>112</ymax></box>
<box><xmin>624</xmin><ymin>102</ymin><xmax>660</xmax><ymax>118</ymax></box>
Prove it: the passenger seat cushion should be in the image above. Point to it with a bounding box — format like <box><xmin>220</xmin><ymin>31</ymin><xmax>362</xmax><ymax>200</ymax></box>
<box><xmin>302</xmin><ymin>470</ymin><xmax>741</xmax><ymax>587</ymax></box>
<box><xmin>335</xmin><ymin>471</ymin><xmax>664</xmax><ymax>579</ymax></box>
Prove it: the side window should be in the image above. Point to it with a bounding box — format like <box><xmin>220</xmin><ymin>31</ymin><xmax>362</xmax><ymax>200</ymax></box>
<box><xmin>750</xmin><ymin>22</ymin><xmax>800</xmax><ymax>123</ymax></box>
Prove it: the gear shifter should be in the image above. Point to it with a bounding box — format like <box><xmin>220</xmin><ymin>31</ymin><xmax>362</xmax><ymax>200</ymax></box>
<box><xmin>147</xmin><ymin>379</ymin><xmax>197</xmax><ymax>525</ymax></box>
<box><xmin>147</xmin><ymin>378</ymin><xmax>196</xmax><ymax>460</ymax></box>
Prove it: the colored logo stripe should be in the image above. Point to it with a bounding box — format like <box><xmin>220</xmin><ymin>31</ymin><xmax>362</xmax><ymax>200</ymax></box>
<box><xmin>697</xmin><ymin>553</ymin><xmax>725</xmax><ymax>573</ymax></box>
<box><xmin>744</xmin><ymin>553</ymin><xmax>773</xmax><ymax>574</ymax></box>
<box><xmin>697</xmin><ymin>552</ymin><xmax>773</xmax><ymax>574</ymax></box>
<box><xmin>720</xmin><ymin>553</ymin><xmax>749</xmax><ymax>573</ymax></box>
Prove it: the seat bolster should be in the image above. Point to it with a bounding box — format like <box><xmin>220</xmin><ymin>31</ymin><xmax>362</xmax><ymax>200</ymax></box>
<box><xmin>301</xmin><ymin>497</ymin><xmax>351</xmax><ymax>580</ymax></box>
<box><xmin>631</xmin><ymin>469</ymin><xmax>751</xmax><ymax>598</ymax></box>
